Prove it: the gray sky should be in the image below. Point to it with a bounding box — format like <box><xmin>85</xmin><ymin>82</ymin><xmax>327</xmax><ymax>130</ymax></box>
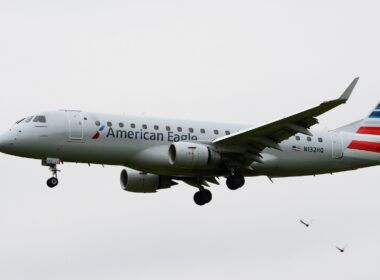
<box><xmin>0</xmin><ymin>0</ymin><xmax>379</xmax><ymax>279</ymax></box>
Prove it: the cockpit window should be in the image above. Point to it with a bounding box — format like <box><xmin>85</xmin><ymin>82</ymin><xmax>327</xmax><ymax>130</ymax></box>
<box><xmin>24</xmin><ymin>116</ymin><xmax>33</xmax><ymax>123</ymax></box>
<box><xmin>33</xmin><ymin>115</ymin><xmax>46</xmax><ymax>123</ymax></box>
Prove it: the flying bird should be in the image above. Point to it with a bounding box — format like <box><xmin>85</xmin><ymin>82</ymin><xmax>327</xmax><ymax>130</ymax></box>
<box><xmin>300</xmin><ymin>219</ymin><xmax>314</xmax><ymax>227</ymax></box>
<box><xmin>336</xmin><ymin>245</ymin><xmax>348</xmax><ymax>253</ymax></box>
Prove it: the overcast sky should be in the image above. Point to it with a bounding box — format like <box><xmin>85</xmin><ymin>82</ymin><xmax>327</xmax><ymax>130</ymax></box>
<box><xmin>0</xmin><ymin>0</ymin><xmax>379</xmax><ymax>279</ymax></box>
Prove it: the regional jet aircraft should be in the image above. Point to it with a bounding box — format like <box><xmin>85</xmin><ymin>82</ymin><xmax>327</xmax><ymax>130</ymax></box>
<box><xmin>1</xmin><ymin>77</ymin><xmax>377</xmax><ymax>205</ymax></box>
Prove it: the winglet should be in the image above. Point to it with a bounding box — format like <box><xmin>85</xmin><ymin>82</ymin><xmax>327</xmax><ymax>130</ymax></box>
<box><xmin>339</xmin><ymin>77</ymin><xmax>360</xmax><ymax>103</ymax></box>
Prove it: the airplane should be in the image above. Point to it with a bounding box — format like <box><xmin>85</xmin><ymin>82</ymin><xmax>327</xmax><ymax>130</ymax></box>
<box><xmin>1</xmin><ymin>77</ymin><xmax>378</xmax><ymax>206</ymax></box>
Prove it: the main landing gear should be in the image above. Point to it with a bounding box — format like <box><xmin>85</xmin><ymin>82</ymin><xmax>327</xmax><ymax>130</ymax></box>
<box><xmin>226</xmin><ymin>174</ymin><xmax>245</xmax><ymax>190</ymax></box>
<box><xmin>192</xmin><ymin>174</ymin><xmax>246</xmax><ymax>206</ymax></box>
<box><xmin>42</xmin><ymin>158</ymin><xmax>61</xmax><ymax>188</ymax></box>
<box><xmin>193</xmin><ymin>188</ymin><xmax>212</xmax><ymax>206</ymax></box>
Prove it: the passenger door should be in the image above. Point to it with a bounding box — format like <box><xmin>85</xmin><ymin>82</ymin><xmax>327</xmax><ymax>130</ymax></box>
<box><xmin>66</xmin><ymin>110</ymin><xmax>84</xmax><ymax>141</ymax></box>
<box><xmin>331</xmin><ymin>133</ymin><xmax>343</xmax><ymax>159</ymax></box>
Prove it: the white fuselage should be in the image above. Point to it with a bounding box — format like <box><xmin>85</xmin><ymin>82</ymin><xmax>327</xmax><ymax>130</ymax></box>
<box><xmin>0</xmin><ymin>110</ymin><xmax>377</xmax><ymax>178</ymax></box>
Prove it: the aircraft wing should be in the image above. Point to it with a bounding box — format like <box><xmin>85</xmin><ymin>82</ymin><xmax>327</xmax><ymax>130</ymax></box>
<box><xmin>212</xmin><ymin>78</ymin><xmax>359</xmax><ymax>162</ymax></box>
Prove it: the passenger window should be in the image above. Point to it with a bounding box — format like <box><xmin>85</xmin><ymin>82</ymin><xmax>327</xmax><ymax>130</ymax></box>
<box><xmin>177</xmin><ymin>127</ymin><xmax>182</xmax><ymax>132</ymax></box>
<box><xmin>33</xmin><ymin>115</ymin><xmax>46</xmax><ymax>123</ymax></box>
<box><xmin>307</xmin><ymin>136</ymin><xmax>312</xmax><ymax>142</ymax></box>
<box><xmin>189</xmin><ymin>128</ymin><xmax>194</xmax><ymax>133</ymax></box>
<box><xmin>214</xmin><ymin>129</ymin><xmax>219</xmax><ymax>135</ymax></box>
<box><xmin>107</xmin><ymin>121</ymin><xmax>112</xmax><ymax>127</ymax></box>
<box><xmin>318</xmin><ymin>137</ymin><xmax>323</xmax><ymax>143</ymax></box>
<box><xmin>24</xmin><ymin>116</ymin><xmax>33</xmax><ymax>123</ymax></box>
<box><xmin>119</xmin><ymin>122</ymin><xmax>124</xmax><ymax>128</ymax></box>
<box><xmin>166</xmin><ymin>126</ymin><xmax>171</xmax><ymax>131</ymax></box>
<box><xmin>142</xmin><ymin>124</ymin><xmax>147</xmax><ymax>129</ymax></box>
<box><xmin>131</xmin><ymin>123</ymin><xmax>136</xmax><ymax>129</ymax></box>
<box><xmin>95</xmin><ymin>121</ymin><xmax>100</xmax><ymax>126</ymax></box>
<box><xmin>200</xmin><ymin>129</ymin><xmax>205</xmax><ymax>134</ymax></box>
<box><xmin>295</xmin><ymin>136</ymin><xmax>300</xmax><ymax>141</ymax></box>
<box><xmin>225</xmin><ymin>130</ymin><xmax>231</xmax><ymax>135</ymax></box>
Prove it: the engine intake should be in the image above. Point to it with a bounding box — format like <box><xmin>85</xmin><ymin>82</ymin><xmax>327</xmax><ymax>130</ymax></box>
<box><xmin>168</xmin><ymin>142</ymin><xmax>221</xmax><ymax>168</ymax></box>
<box><xmin>120</xmin><ymin>168</ymin><xmax>176</xmax><ymax>193</ymax></box>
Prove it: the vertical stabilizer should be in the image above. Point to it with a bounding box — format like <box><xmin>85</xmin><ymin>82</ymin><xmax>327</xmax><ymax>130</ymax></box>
<box><xmin>336</xmin><ymin>101</ymin><xmax>380</xmax><ymax>135</ymax></box>
<box><xmin>355</xmin><ymin>102</ymin><xmax>380</xmax><ymax>136</ymax></box>
<box><xmin>338</xmin><ymin>101</ymin><xmax>380</xmax><ymax>156</ymax></box>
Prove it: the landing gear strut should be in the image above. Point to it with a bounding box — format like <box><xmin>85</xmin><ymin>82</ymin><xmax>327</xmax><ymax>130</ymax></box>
<box><xmin>226</xmin><ymin>174</ymin><xmax>245</xmax><ymax>190</ymax></box>
<box><xmin>42</xmin><ymin>158</ymin><xmax>61</xmax><ymax>188</ymax></box>
<box><xmin>193</xmin><ymin>188</ymin><xmax>212</xmax><ymax>206</ymax></box>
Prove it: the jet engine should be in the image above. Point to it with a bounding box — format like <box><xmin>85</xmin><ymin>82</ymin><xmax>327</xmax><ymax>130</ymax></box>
<box><xmin>168</xmin><ymin>142</ymin><xmax>221</xmax><ymax>168</ymax></box>
<box><xmin>120</xmin><ymin>168</ymin><xmax>176</xmax><ymax>193</ymax></box>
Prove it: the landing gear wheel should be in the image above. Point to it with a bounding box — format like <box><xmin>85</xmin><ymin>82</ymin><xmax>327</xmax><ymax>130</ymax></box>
<box><xmin>47</xmin><ymin>177</ymin><xmax>59</xmax><ymax>188</ymax></box>
<box><xmin>194</xmin><ymin>192</ymin><xmax>203</xmax><ymax>206</ymax></box>
<box><xmin>226</xmin><ymin>174</ymin><xmax>245</xmax><ymax>190</ymax></box>
<box><xmin>193</xmin><ymin>189</ymin><xmax>212</xmax><ymax>206</ymax></box>
<box><xmin>43</xmin><ymin>159</ymin><xmax>61</xmax><ymax>189</ymax></box>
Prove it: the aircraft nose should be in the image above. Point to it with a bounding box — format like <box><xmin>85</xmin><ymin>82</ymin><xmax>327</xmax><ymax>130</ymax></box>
<box><xmin>0</xmin><ymin>130</ymin><xmax>14</xmax><ymax>152</ymax></box>
<box><xmin>0</xmin><ymin>133</ymin><xmax>6</xmax><ymax>152</ymax></box>
<box><xmin>0</xmin><ymin>132</ymin><xmax>5</xmax><ymax>151</ymax></box>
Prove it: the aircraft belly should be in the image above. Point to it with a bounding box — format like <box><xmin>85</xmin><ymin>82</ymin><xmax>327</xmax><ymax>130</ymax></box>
<box><xmin>55</xmin><ymin>141</ymin><xmax>138</xmax><ymax>165</ymax></box>
<box><xmin>270</xmin><ymin>159</ymin><xmax>329</xmax><ymax>176</ymax></box>
<box><xmin>254</xmin><ymin>141</ymin><xmax>332</xmax><ymax>177</ymax></box>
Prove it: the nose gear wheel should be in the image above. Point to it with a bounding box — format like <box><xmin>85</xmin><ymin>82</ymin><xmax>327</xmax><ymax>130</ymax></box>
<box><xmin>47</xmin><ymin>177</ymin><xmax>59</xmax><ymax>188</ymax></box>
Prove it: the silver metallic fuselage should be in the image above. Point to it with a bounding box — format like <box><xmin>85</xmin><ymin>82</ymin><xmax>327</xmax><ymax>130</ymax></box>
<box><xmin>0</xmin><ymin>110</ymin><xmax>377</xmax><ymax>178</ymax></box>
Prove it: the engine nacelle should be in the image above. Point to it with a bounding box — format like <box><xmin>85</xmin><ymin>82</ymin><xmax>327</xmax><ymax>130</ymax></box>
<box><xmin>120</xmin><ymin>168</ymin><xmax>175</xmax><ymax>193</ymax></box>
<box><xmin>168</xmin><ymin>142</ymin><xmax>221</xmax><ymax>168</ymax></box>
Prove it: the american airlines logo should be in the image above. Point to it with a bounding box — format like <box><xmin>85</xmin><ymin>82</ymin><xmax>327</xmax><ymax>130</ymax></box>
<box><xmin>92</xmin><ymin>126</ymin><xmax>198</xmax><ymax>142</ymax></box>
<box><xmin>92</xmin><ymin>125</ymin><xmax>106</xmax><ymax>139</ymax></box>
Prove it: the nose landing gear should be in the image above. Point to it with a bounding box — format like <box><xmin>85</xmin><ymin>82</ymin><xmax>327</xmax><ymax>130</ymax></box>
<box><xmin>42</xmin><ymin>158</ymin><xmax>61</xmax><ymax>188</ymax></box>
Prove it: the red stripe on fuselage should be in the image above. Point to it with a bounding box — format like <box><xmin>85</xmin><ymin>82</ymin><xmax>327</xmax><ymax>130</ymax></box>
<box><xmin>357</xmin><ymin>126</ymin><xmax>380</xmax><ymax>135</ymax></box>
<box><xmin>347</xmin><ymin>140</ymin><xmax>380</xmax><ymax>153</ymax></box>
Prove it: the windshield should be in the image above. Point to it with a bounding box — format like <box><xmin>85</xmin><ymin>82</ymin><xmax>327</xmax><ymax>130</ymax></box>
<box><xmin>33</xmin><ymin>115</ymin><xmax>46</xmax><ymax>123</ymax></box>
<box><xmin>24</xmin><ymin>116</ymin><xmax>33</xmax><ymax>123</ymax></box>
<box><xmin>14</xmin><ymin>116</ymin><xmax>34</xmax><ymax>124</ymax></box>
